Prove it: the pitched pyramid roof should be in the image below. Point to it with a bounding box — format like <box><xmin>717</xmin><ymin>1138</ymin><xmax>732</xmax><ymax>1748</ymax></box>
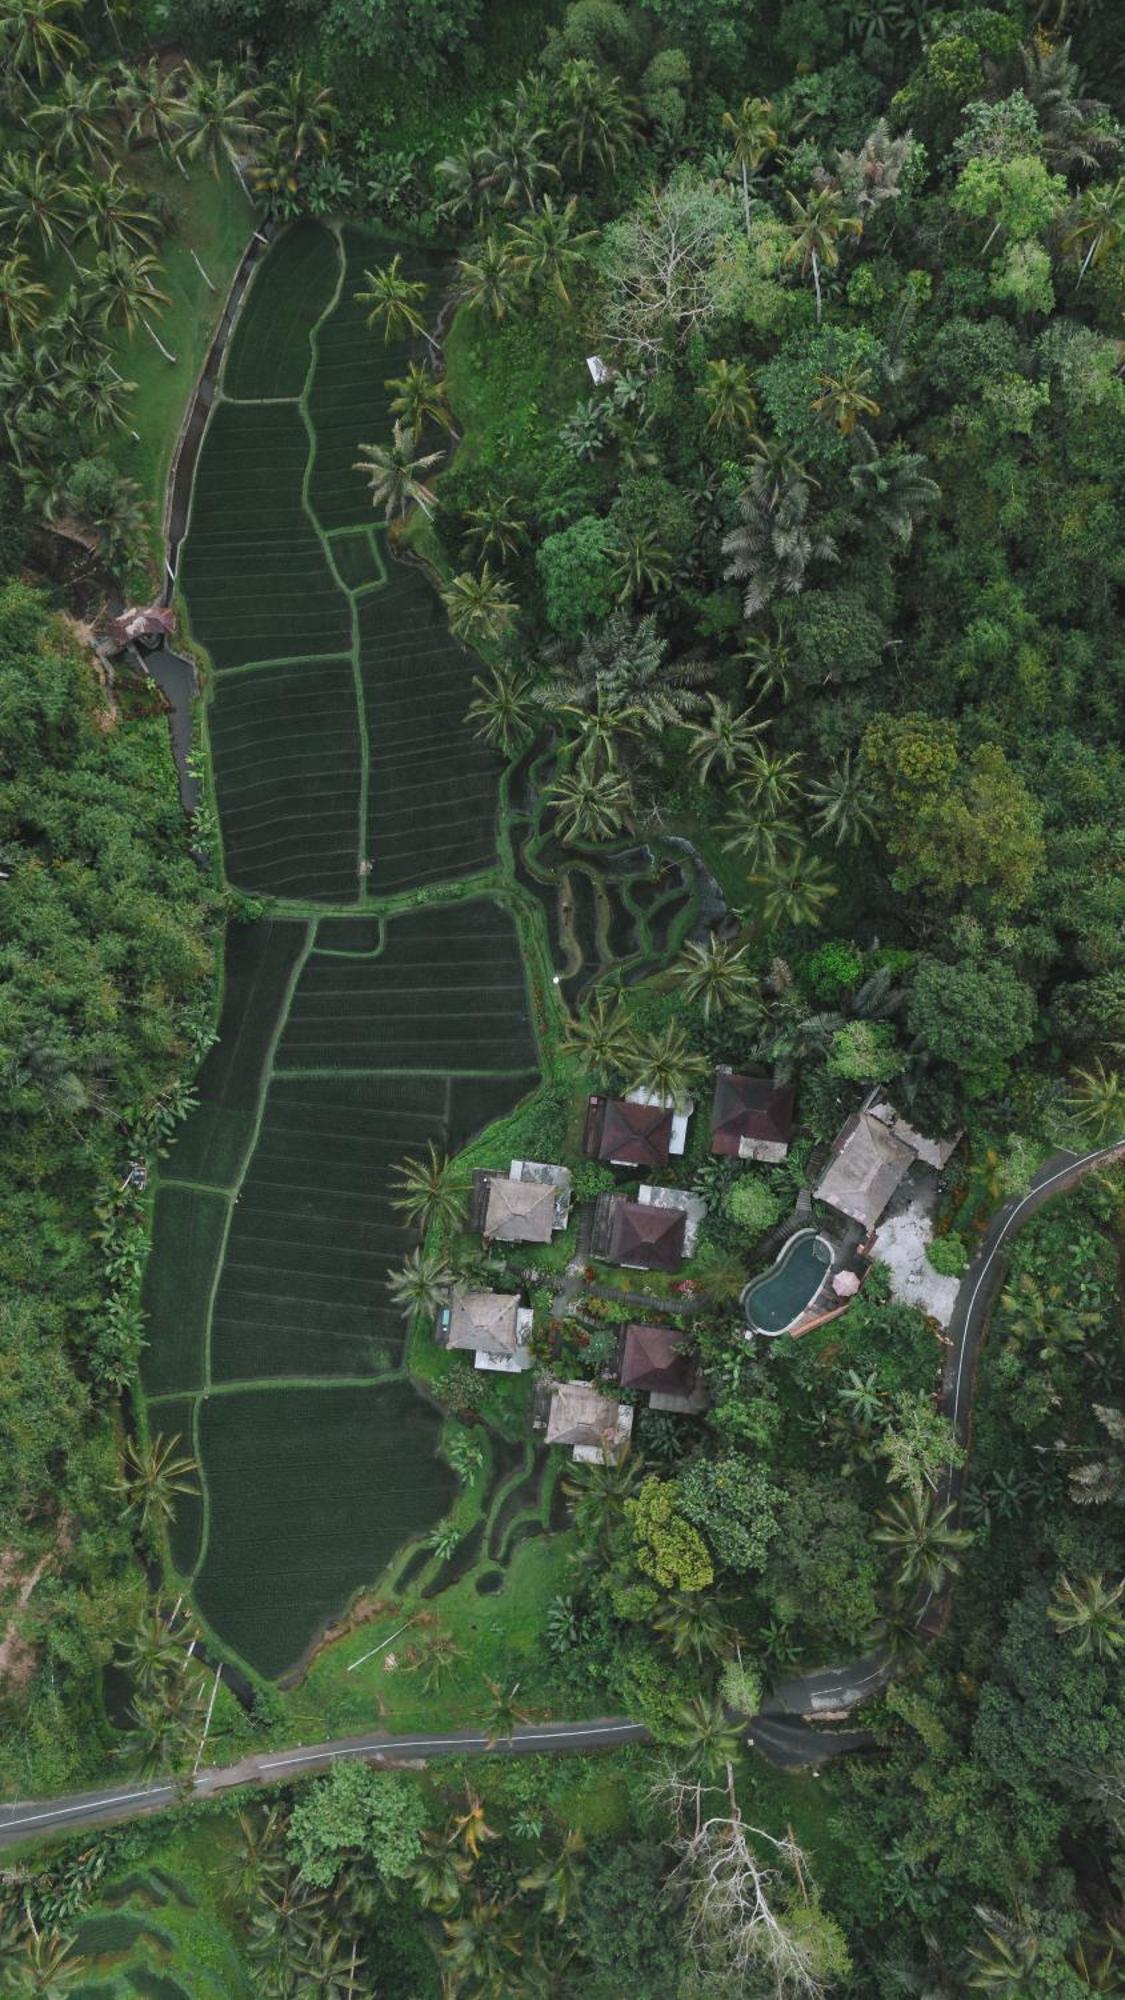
<box><xmin>585</xmin><ymin>1095</ymin><xmax>673</xmax><ymax>1168</ymax></box>
<box><xmin>815</xmin><ymin>1109</ymin><xmax>915</xmax><ymax>1230</ymax></box>
<box><xmin>619</xmin><ymin>1323</ymin><xmax>697</xmax><ymax>1393</ymax></box>
<box><xmin>481</xmin><ymin>1174</ymin><xmax>557</xmax><ymax>1243</ymax></box>
<box><xmin>446</xmin><ymin>1290</ymin><xmax>522</xmax><ymax>1355</ymax></box>
<box><xmin>710</xmin><ymin>1072</ymin><xmax>796</xmax><ymax>1155</ymax></box>
<box><xmin>604</xmin><ymin>1196</ymin><xmax>686</xmax><ymax>1271</ymax></box>
<box><xmin>545</xmin><ymin>1381</ymin><xmax>629</xmax><ymax>1449</ymax></box>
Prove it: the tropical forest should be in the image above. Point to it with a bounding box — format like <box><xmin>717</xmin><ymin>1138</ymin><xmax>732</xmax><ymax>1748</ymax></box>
<box><xmin>0</xmin><ymin>0</ymin><xmax>1122</xmax><ymax>1991</ymax></box>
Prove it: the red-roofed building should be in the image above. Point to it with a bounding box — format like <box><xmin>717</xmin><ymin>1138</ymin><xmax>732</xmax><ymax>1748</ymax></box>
<box><xmin>710</xmin><ymin>1070</ymin><xmax>795</xmax><ymax>1163</ymax></box>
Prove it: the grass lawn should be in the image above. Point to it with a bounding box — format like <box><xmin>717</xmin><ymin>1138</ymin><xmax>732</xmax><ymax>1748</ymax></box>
<box><xmin>107</xmin><ymin>152</ymin><xmax>252</xmax><ymax>567</ymax></box>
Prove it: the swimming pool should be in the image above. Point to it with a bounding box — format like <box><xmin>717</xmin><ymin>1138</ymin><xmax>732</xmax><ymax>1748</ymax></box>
<box><xmin>743</xmin><ymin>1229</ymin><xmax>833</xmax><ymax>1336</ymax></box>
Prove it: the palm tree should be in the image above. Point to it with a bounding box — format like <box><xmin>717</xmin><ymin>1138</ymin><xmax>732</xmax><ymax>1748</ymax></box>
<box><xmin>563</xmin><ymin>1446</ymin><xmax>643</xmax><ymax>1553</ymax></box>
<box><xmin>462</xmin><ymin>491</ymin><xmax>527</xmax><ymax>565</ymax></box>
<box><xmin>1069</xmin><ymin>1405</ymin><xmax>1125</xmax><ymax>1508</ymax></box>
<box><xmin>355</xmin><ymin>251</ymin><xmax>429</xmax><ymax>344</ymax></box>
<box><xmin>757</xmin><ymin>846</ymin><xmax>838</xmax><ymax>928</ymax></box>
<box><xmin>520</xmin><ymin>1829</ymin><xmax>586</xmax><ymax>1925</ymax></box>
<box><xmin>0</xmin><ymin>253</ymin><xmax>47</xmax><ymax>345</ymax></box>
<box><xmin>537</xmin><ymin>610</ymin><xmax>710</xmax><ymax>733</ymax></box>
<box><xmin>684</xmin><ymin>695</ymin><xmax>766</xmax><ymax>785</ymax></box>
<box><xmin>806</xmin><ymin>749</ymin><xmax>877</xmax><ymax>846</ymax></box>
<box><xmin>391</xmin><ymin>1141</ymin><xmax>467</xmax><ymax>1237</ymax></box>
<box><xmin>610</xmin><ymin>524</ymin><xmax>672</xmax><ymax>602</ymax></box>
<box><xmin>723</xmin><ymin>445</ymin><xmax>837</xmax><ymax>616</ymax></box>
<box><xmin>966</xmin><ymin>1907</ymin><xmax>1041</xmax><ymax>1994</ymax></box>
<box><xmin>411</xmin><ymin>1828</ymin><xmax>471</xmax><ymax>1911</ymax></box>
<box><xmin>408</xmin><ymin>1623</ymin><xmax>462</xmax><ymax>1693</ymax></box>
<box><xmin>556</xmin><ymin>57</ymin><xmax>639</xmax><ymax>178</ymax></box>
<box><xmin>116</xmin><ymin>1601</ymin><xmax>185</xmax><ymax>1692</ymax></box>
<box><xmin>669</xmin><ymin>935</ymin><xmax>757</xmax><ymax>1021</ymax></box>
<box><xmin>466</xmin><ymin>662</ymin><xmax>536</xmax><ymax>756</ymax></box>
<box><xmin>173</xmin><ymin>63</ymin><xmax>259</xmax><ymax>178</ymax></box>
<box><xmin>125</xmin><ymin>1663</ymin><xmax>210</xmax><ymax>1778</ymax></box>
<box><xmin>112</xmin><ymin>1432</ymin><xmax>199</xmax><ymax>1538</ymax></box>
<box><xmin>480</xmin><ymin>1675</ymin><xmax>529</xmax><ymax>1746</ymax></box>
<box><xmin>740</xmin><ymin>619</ymin><xmax>794</xmax><ymax>702</ymax></box>
<box><xmin>387</xmin><ymin>1246</ymin><xmax>451</xmax><ymax>1321</ymax></box>
<box><xmin>0</xmin><ymin>1918</ymin><xmax>85</xmax><ymax>1996</ymax></box>
<box><xmin>624</xmin><ymin>1019</ymin><xmax>708</xmax><ymax>1110</ymax></box>
<box><xmin>697</xmin><ymin>356</ymin><xmax>758</xmax><ymax>433</ymax></box>
<box><xmin>735</xmin><ymin>746</ymin><xmax>805</xmax><ymax>816</ymax></box>
<box><xmin>811</xmin><ymin>360</ymin><xmax>881</xmax><ymax>436</ymax></box>
<box><xmin>455</xmin><ymin>233</ymin><xmax>521</xmax><ymax>321</ymax></box>
<box><xmin>1066</xmin><ymin>1059</ymin><xmax>1124</xmax><ymax>1141</ymax></box>
<box><xmin>62</xmin><ymin>354</ymin><xmax>135</xmax><ymax>432</ymax></box>
<box><xmin>353</xmin><ymin>422</ymin><xmax>442</xmax><ymax>521</ymax></box>
<box><xmin>783</xmin><ymin>185</ymin><xmax>863</xmax><ymax>321</ymax></box>
<box><xmin>385</xmin><ymin>360</ymin><xmax>452</xmax><ymax>437</ymax></box>
<box><xmin>117</xmin><ymin>56</ymin><xmax>187</xmax><ymax>166</ymax></box>
<box><xmin>653</xmin><ymin>1591</ymin><xmax>735</xmax><ymax>1664</ymax></box>
<box><xmin>450</xmin><ymin>1787</ymin><xmax>500</xmax><ymax>1861</ymax></box>
<box><xmin>667</xmin><ymin>1692</ymin><xmax>743</xmax><ymax>1774</ymax></box>
<box><xmin>0</xmin><ymin>149</ymin><xmax>80</xmax><ymax>256</ymax></box>
<box><xmin>1062</xmin><ymin>174</ymin><xmax>1125</xmax><ymax>283</ymax></box>
<box><xmin>1048</xmin><ymin>1573</ymin><xmax>1125</xmax><ymax>1659</ymax></box>
<box><xmin>848</xmin><ymin>431</ymin><xmax>939</xmax><ymax>548</ymax></box>
<box><xmin>722</xmin><ymin>94</ymin><xmax>779</xmax><ymax>233</ymax></box>
<box><xmin>30</xmin><ymin>70</ymin><xmax>115</xmax><ymax>166</ymax></box>
<box><xmin>560</xmin><ymin>992</ymin><xmax>633</xmax><ymax>1080</ymax></box>
<box><xmin>549</xmin><ymin>752</ymin><xmax>632</xmax><ymax>845</ymax></box>
<box><xmin>260</xmin><ymin>67</ymin><xmax>335</xmax><ymax>166</ymax></box>
<box><xmin>442</xmin><ymin>1897</ymin><xmax>522</xmax><ymax>1991</ymax></box>
<box><xmin>874</xmin><ymin>1490</ymin><xmax>972</xmax><ymax>1594</ymax></box>
<box><xmin>837</xmin><ymin>1366</ymin><xmax>884</xmax><ymax>1430</ymax></box>
<box><xmin>441</xmin><ymin>564</ymin><xmax>518</xmax><ymax>648</ymax></box>
<box><xmin>75</xmin><ymin>163</ymin><xmax>160</xmax><ymax>257</ymax></box>
<box><xmin>0</xmin><ymin>0</ymin><xmax>85</xmax><ymax>84</ymax></box>
<box><xmin>505</xmin><ymin>194</ymin><xmax>594</xmax><ymax>306</ymax></box>
<box><xmin>1000</xmin><ymin>1270</ymin><xmax>1100</xmax><ymax>1360</ymax></box>
<box><xmin>88</xmin><ymin>247</ymin><xmax>175</xmax><ymax>360</ymax></box>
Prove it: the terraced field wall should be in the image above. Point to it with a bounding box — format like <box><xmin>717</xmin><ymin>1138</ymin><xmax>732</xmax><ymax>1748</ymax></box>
<box><xmin>141</xmin><ymin>222</ymin><xmax>540</xmax><ymax>1679</ymax></box>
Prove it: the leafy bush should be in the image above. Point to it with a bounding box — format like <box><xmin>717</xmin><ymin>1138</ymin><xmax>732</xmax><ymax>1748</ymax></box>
<box><xmin>926</xmin><ymin>1232</ymin><xmax>968</xmax><ymax>1277</ymax></box>
<box><xmin>726</xmin><ymin>1176</ymin><xmax>784</xmax><ymax>1237</ymax></box>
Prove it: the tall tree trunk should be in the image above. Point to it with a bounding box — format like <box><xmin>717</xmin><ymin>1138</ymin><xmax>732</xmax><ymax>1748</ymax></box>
<box><xmin>741</xmin><ymin>159</ymin><xmax>750</xmax><ymax>240</ymax></box>
<box><xmin>189</xmin><ymin>247</ymin><xmax>216</xmax><ymax>291</ymax></box>
<box><xmin>141</xmin><ymin>316</ymin><xmax>177</xmax><ymax>363</ymax></box>
<box><xmin>812</xmin><ymin>250</ymin><xmax>822</xmax><ymax>324</ymax></box>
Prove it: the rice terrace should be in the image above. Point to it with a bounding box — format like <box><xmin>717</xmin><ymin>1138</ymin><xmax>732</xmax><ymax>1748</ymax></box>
<box><xmin>142</xmin><ymin>221</ymin><xmax>542</xmax><ymax>1678</ymax></box>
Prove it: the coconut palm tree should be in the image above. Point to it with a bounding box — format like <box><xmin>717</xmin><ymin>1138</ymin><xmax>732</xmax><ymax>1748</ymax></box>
<box><xmin>697</xmin><ymin>356</ymin><xmax>758</xmax><ymax>433</ymax></box>
<box><xmin>740</xmin><ymin>619</ymin><xmax>794</xmax><ymax>702</ymax></box>
<box><xmin>723</xmin><ymin>808</ymin><xmax>803</xmax><ymax>874</ymax></box>
<box><xmin>684</xmin><ymin>695</ymin><xmax>766</xmax><ymax>785</ymax></box>
<box><xmin>505</xmin><ymin>193</ymin><xmax>595</xmax><ymax>306</ymax></box>
<box><xmin>563</xmin><ymin>1444</ymin><xmax>644</xmax><ymax>1552</ymax></box>
<box><xmin>610</xmin><ymin>524</ymin><xmax>673</xmax><ymax>602</ymax></box>
<box><xmin>555</xmin><ymin>57</ymin><xmax>639</xmax><ymax>179</ymax></box>
<box><xmin>87</xmin><ymin>247</ymin><xmax>175</xmax><ymax>359</ymax></box>
<box><xmin>0</xmin><ymin>148</ymin><xmax>80</xmax><ymax>255</ymax></box>
<box><xmin>520</xmin><ymin>1829</ymin><xmax>586</xmax><ymax>1925</ymax></box>
<box><xmin>1048</xmin><ymin>1573</ymin><xmax>1125</xmax><ymax>1659</ymax></box>
<box><xmin>560</xmin><ymin>992</ymin><xmax>634</xmax><ymax>1080</ymax></box>
<box><xmin>848</xmin><ymin>431</ymin><xmax>939</xmax><ymax>548</ymax></box>
<box><xmin>669</xmin><ymin>935</ymin><xmax>757</xmax><ymax>1021</ymax></box>
<box><xmin>441</xmin><ymin>563</ymin><xmax>518</xmax><ymax>648</ymax></box>
<box><xmin>874</xmin><ymin>1490</ymin><xmax>972</xmax><ymax>1594</ymax></box>
<box><xmin>480</xmin><ymin>1675</ymin><xmax>529</xmax><ymax>1746</ymax></box>
<box><xmin>260</xmin><ymin>67</ymin><xmax>335</xmax><ymax>166</ymax></box>
<box><xmin>116</xmin><ymin>56</ymin><xmax>187</xmax><ymax>165</ymax></box>
<box><xmin>353</xmin><ymin>422</ymin><xmax>442</xmax><ymax>521</ymax></box>
<box><xmin>455</xmin><ymin>233</ymin><xmax>521</xmax><ymax>321</ymax></box>
<box><xmin>31</xmin><ymin>69</ymin><xmax>115</xmax><ymax>166</ymax></box>
<box><xmin>966</xmin><ymin>1907</ymin><xmax>1041</xmax><ymax>1994</ymax></box>
<box><xmin>116</xmin><ymin>1601</ymin><xmax>185</xmax><ymax>1693</ymax></box>
<box><xmin>783</xmin><ymin>184</ymin><xmax>863</xmax><ymax>321</ymax></box>
<box><xmin>173</xmin><ymin>63</ymin><xmax>259</xmax><ymax>178</ymax></box>
<box><xmin>75</xmin><ymin>163</ymin><xmax>160</xmax><ymax>257</ymax></box>
<box><xmin>549</xmin><ymin>751</ymin><xmax>633</xmax><ymax>846</ymax></box>
<box><xmin>407</xmin><ymin>1622</ymin><xmax>462</xmax><ymax>1693</ymax></box>
<box><xmin>0</xmin><ymin>253</ymin><xmax>47</xmax><ymax>345</ymax></box>
<box><xmin>1068</xmin><ymin>1404</ymin><xmax>1125</xmax><ymax>1508</ymax></box>
<box><xmin>1063</xmin><ymin>174</ymin><xmax>1125</xmax><ymax>283</ymax></box>
<box><xmin>624</xmin><ymin>1019</ymin><xmax>708</xmax><ymax>1110</ymax></box>
<box><xmin>1066</xmin><ymin>1058</ymin><xmax>1124</xmax><ymax>1141</ymax></box>
<box><xmin>806</xmin><ymin>749</ymin><xmax>878</xmax><ymax>846</ymax></box>
<box><xmin>653</xmin><ymin>1591</ymin><xmax>736</xmax><ymax>1664</ymax></box>
<box><xmin>466</xmin><ymin>662</ymin><xmax>536</xmax><ymax>755</ymax></box>
<box><xmin>411</xmin><ymin>1828</ymin><xmax>472</xmax><ymax>1912</ymax></box>
<box><xmin>442</xmin><ymin>1897</ymin><xmax>522</xmax><ymax>1991</ymax></box>
<box><xmin>0</xmin><ymin>0</ymin><xmax>85</xmax><ymax>84</ymax></box>
<box><xmin>722</xmin><ymin>94</ymin><xmax>779</xmax><ymax>233</ymax></box>
<box><xmin>390</xmin><ymin>1141</ymin><xmax>467</xmax><ymax>1238</ymax></box>
<box><xmin>385</xmin><ymin>359</ymin><xmax>452</xmax><ymax>437</ymax></box>
<box><xmin>462</xmin><ymin>491</ymin><xmax>527</xmax><ymax>566</ymax></box>
<box><xmin>62</xmin><ymin>353</ymin><xmax>135</xmax><ymax>431</ymax></box>
<box><xmin>811</xmin><ymin>360</ymin><xmax>881</xmax><ymax>436</ymax></box>
<box><xmin>112</xmin><ymin>1433</ymin><xmax>199</xmax><ymax>1538</ymax></box>
<box><xmin>450</xmin><ymin>1787</ymin><xmax>500</xmax><ymax>1862</ymax></box>
<box><xmin>735</xmin><ymin>745</ymin><xmax>805</xmax><ymax>816</ymax></box>
<box><xmin>757</xmin><ymin>846</ymin><xmax>838</xmax><ymax>929</ymax></box>
<box><xmin>474</xmin><ymin>82</ymin><xmax>557</xmax><ymax>211</ymax></box>
<box><xmin>387</xmin><ymin>1247</ymin><xmax>451</xmax><ymax>1321</ymax></box>
<box><xmin>355</xmin><ymin>251</ymin><xmax>429</xmax><ymax>344</ymax></box>
<box><xmin>0</xmin><ymin>1918</ymin><xmax>85</xmax><ymax>1996</ymax></box>
<box><xmin>667</xmin><ymin>1692</ymin><xmax>743</xmax><ymax>1774</ymax></box>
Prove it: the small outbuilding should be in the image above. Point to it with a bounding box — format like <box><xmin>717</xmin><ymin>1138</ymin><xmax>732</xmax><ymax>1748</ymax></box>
<box><xmin>469</xmin><ymin>1160</ymin><xmax>572</xmax><ymax>1244</ymax></box>
<box><xmin>545</xmin><ymin>1380</ymin><xmax>633</xmax><ymax>1463</ymax></box>
<box><xmin>590</xmin><ymin>1185</ymin><xmax>704</xmax><ymax>1271</ymax></box>
<box><xmin>436</xmin><ymin>1289</ymin><xmax>533</xmax><ymax>1373</ymax></box>
<box><xmin>584</xmin><ymin>1095</ymin><xmax>674</xmax><ymax>1169</ymax></box>
<box><xmin>618</xmin><ymin>1323</ymin><xmax>709</xmax><ymax>1415</ymax></box>
<box><xmin>710</xmin><ymin>1070</ymin><xmax>795</xmax><ymax>1163</ymax></box>
<box><xmin>104</xmin><ymin>604</ymin><xmax>177</xmax><ymax>655</ymax></box>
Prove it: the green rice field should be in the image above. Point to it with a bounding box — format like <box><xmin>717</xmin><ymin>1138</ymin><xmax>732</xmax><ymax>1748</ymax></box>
<box><xmin>142</xmin><ymin>222</ymin><xmax>545</xmax><ymax>1678</ymax></box>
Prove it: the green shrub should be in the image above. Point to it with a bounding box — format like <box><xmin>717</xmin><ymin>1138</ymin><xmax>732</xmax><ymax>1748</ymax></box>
<box><xmin>537</xmin><ymin>516</ymin><xmax>618</xmax><ymax>638</ymax></box>
<box><xmin>926</xmin><ymin>1233</ymin><xmax>969</xmax><ymax>1277</ymax></box>
<box><xmin>798</xmin><ymin>940</ymin><xmax>864</xmax><ymax>1002</ymax></box>
<box><xmin>726</xmin><ymin>1176</ymin><xmax>784</xmax><ymax>1237</ymax></box>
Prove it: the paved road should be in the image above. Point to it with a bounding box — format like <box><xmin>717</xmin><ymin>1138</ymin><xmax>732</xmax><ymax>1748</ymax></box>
<box><xmin>0</xmin><ymin>1719</ymin><xmax>650</xmax><ymax>1851</ymax></box>
<box><xmin>4</xmin><ymin>1140</ymin><xmax>1119</xmax><ymax>1846</ymax></box>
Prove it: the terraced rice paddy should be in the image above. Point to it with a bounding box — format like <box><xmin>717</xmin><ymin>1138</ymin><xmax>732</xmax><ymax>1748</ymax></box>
<box><xmin>142</xmin><ymin>222</ymin><xmax>543</xmax><ymax>1677</ymax></box>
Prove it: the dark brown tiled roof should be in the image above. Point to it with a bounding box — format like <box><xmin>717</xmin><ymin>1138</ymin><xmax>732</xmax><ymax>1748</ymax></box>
<box><xmin>602</xmin><ymin>1196</ymin><xmax>686</xmax><ymax>1271</ymax></box>
<box><xmin>619</xmin><ymin>1323</ymin><xmax>697</xmax><ymax>1393</ymax></box>
<box><xmin>584</xmin><ymin>1095</ymin><xmax>673</xmax><ymax>1168</ymax></box>
<box><xmin>710</xmin><ymin>1073</ymin><xmax>796</xmax><ymax>1155</ymax></box>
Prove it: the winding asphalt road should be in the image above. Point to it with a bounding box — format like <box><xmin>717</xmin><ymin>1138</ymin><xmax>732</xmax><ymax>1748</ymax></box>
<box><xmin>4</xmin><ymin>1141</ymin><xmax>1120</xmax><ymax>1841</ymax></box>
